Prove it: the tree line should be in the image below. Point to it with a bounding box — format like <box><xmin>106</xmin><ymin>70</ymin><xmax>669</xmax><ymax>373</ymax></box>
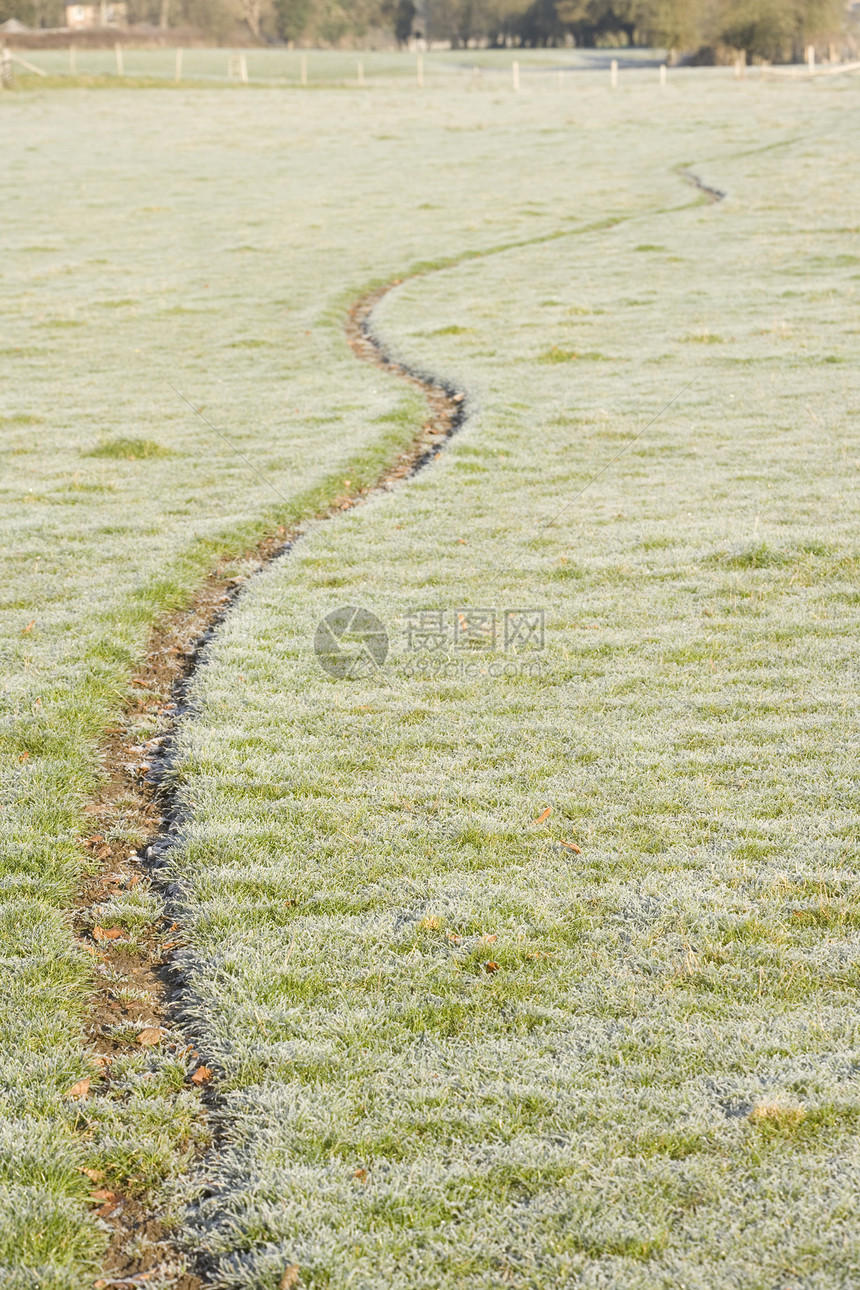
<box><xmin>1</xmin><ymin>0</ymin><xmax>851</xmax><ymax>62</ymax></box>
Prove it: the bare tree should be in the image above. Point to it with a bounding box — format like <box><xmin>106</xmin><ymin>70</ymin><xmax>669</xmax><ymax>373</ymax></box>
<box><xmin>240</xmin><ymin>0</ymin><xmax>262</xmax><ymax>37</ymax></box>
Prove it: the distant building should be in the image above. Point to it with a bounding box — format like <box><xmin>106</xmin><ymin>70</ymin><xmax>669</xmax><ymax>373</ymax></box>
<box><xmin>65</xmin><ymin>2</ymin><xmax>128</xmax><ymax>28</ymax></box>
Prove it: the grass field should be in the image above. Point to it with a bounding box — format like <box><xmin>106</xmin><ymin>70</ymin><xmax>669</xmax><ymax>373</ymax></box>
<box><xmin>1</xmin><ymin>64</ymin><xmax>859</xmax><ymax>1290</ymax></box>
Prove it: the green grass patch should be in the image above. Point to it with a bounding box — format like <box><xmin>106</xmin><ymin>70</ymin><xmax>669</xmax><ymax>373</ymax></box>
<box><xmin>83</xmin><ymin>438</ymin><xmax>175</xmax><ymax>461</ymax></box>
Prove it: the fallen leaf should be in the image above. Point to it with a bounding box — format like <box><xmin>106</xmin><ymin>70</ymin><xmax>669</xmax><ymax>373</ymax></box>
<box><xmin>127</xmin><ymin>874</ymin><xmax>140</xmax><ymax>888</ymax></box>
<box><xmin>190</xmin><ymin>1065</ymin><xmax>212</xmax><ymax>1085</ymax></box>
<box><xmin>748</xmin><ymin>1100</ymin><xmax>805</xmax><ymax>1129</ymax></box>
<box><xmin>93</xmin><ymin>926</ymin><xmax>122</xmax><ymax>941</ymax></box>
<box><xmin>484</xmin><ymin>961</ymin><xmax>500</xmax><ymax>974</ymax></box>
<box><xmin>561</xmin><ymin>840</ymin><xmax>582</xmax><ymax>854</ymax></box>
<box><xmin>482</xmin><ymin>934</ymin><xmax>497</xmax><ymax>944</ymax></box>
<box><xmin>89</xmin><ymin>1188</ymin><xmax>119</xmax><ymax>1204</ymax></box>
<box><xmin>534</xmin><ymin>807</ymin><xmax>552</xmax><ymax>824</ymax></box>
<box><xmin>137</xmin><ymin>1027</ymin><xmax>163</xmax><ymax>1047</ymax></box>
<box><xmin>66</xmin><ymin>1077</ymin><xmax>90</xmax><ymax>1099</ymax></box>
<box><xmin>353</xmin><ymin>1167</ymin><xmax>368</xmax><ymax>1181</ymax></box>
<box><xmin>280</xmin><ymin>1266</ymin><xmax>301</xmax><ymax>1290</ymax></box>
<box><xmin>78</xmin><ymin>1167</ymin><xmax>105</xmax><ymax>1182</ymax></box>
<box><xmin>79</xmin><ymin>943</ymin><xmax>108</xmax><ymax>960</ymax></box>
<box><xmin>21</xmin><ymin>619</ymin><xmax>35</xmax><ymax>634</ymax></box>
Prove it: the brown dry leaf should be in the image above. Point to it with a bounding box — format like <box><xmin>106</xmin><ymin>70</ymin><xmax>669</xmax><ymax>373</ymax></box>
<box><xmin>534</xmin><ymin>807</ymin><xmax>552</xmax><ymax>824</ymax></box>
<box><xmin>76</xmin><ymin>940</ymin><xmax>106</xmax><ymax>959</ymax></box>
<box><xmin>78</xmin><ymin>1167</ymin><xmax>105</xmax><ymax>1182</ymax></box>
<box><xmin>21</xmin><ymin>619</ymin><xmax>35</xmax><ymax>634</ymax></box>
<box><xmin>484</xmin><ymin>961</ymin><xmax>500</xmax><ymax>974</ymax></box>
<box><xmin>127</xmin><ymin>874</ymin><xmax>141</xmax><ymax>888</ymax></box>
<box><xmin>137</xmin><ymin>1027</ymin><xmax>163</xmax><ymax>1047</ymax></box>
<box><xmin>89</xmin><ymin>1188</ymin><xmax>119</xmax><ymax>1204</ymax></box>
<box><xmin>66</xmin><ymin>1078</ymin><xmax>90</xmax><ymax>1100</ymax></box>
<box><xmin>190</xmin><ymin>1065</ymin><xmax>212</xmax><ymax>1085</ymax></box>
<box><xmin>748</xmin><ymin>1101</ymin><xmax>805</xmax><ymax>1131</ymax></box>
<box><xmin>561</xmin><ymin>839</ymin><xmax>582</xmax><ymax>854</ymax></box>
<box><xmin>93</xmin><ymin>926</ymin><xmax>122</xmax><ymax>941</ymax></box>
<box><xmin>353</xmin><ymin>1167</ymin><xmax>368</xmax><ymax>1182</ymax></box>
<box><xmin>279</xmin><ymin>1266</ymin><xmax>301</xmax><ymax>1290</ymax></box>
